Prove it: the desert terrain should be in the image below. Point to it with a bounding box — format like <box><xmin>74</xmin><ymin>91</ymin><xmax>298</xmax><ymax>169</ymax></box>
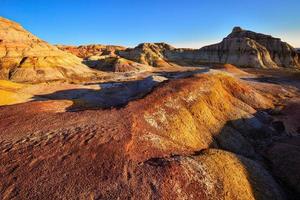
<box><xmin>0</xmin><ymin>16</ymin><xmax>300</xmax><ymax>200</ymax></box>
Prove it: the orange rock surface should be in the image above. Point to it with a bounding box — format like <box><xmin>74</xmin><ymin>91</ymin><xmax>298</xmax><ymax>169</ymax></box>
<box><xmin>0</xmin><ymin>72</ymin><xmax>290</xmax><ymax>199</ymax></box>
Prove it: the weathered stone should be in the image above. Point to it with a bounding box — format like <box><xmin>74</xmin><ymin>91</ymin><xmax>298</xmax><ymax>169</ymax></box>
<box><xmin>56</xmin><ymin>44</ymin><xmax>126</xmax><ymax>58</ymax></box>
<box><xmin>265</xmin><ymin>137</ymin><xmax>300</xmax><ymax>196</ymax></box>
<box><xmin>115</xmin><ymin>27</ymin><xmax>300</xmax><ymax>69</ymax></box>
<box><xmin>0</xmin><ymin>17</ymin><xmax>95</xmax><ymax>83</ymax></box>
<box><xmin>199</xmin><ymin>26</ymin><xmax>300</xmax><ymax>68</ymax></box>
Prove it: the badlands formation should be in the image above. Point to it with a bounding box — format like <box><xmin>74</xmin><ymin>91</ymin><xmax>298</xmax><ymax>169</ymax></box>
<box><xmin>0</xmin><ymin>17</ymin><xmax>300</xmax><ymax>199</ymax></box>
<box><xmin>0</xmin><ymin>17</ymin><xmax>96</xmax><ymax>83</ymax></box>
<box><xmin>116</xmin><ymin>27</ymin><xmax>300</xmax><ymax>69</ymax></box>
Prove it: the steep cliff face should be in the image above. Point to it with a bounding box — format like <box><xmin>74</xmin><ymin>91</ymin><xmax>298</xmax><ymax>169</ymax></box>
<box><xmin>198</xmin><ymin>27</ymin><xmax>300</xmax><ymax>68</ymax></box>
<box><xmin>0</xmin><ymin>17</ymin><xmax>95</xmax><ymax>83</ymax></box>
<box><xmin>198</xmin><ymin>37</ymin><xmax>278</xmax><ymax>68</ymax></box>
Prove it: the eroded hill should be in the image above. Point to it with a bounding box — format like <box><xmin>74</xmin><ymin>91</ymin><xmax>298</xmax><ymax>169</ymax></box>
<box><xmin>0</xmin><ymin>17</ymin><xmax>96</xmax><ymax>83</ymax></box>
<box><xmin>98</xmin><ymin>28</ymin><xmax>300</xmax><ymax>69</ymax></box>
<box><xmin>199</xmin><ymin>27</ymin><xmax>300</xmax><ymax>68</ymax></box>
<box><xmin>56</xmin><ymin>44</ymin><xmax>126</xmax><ymax>58</ymax></box>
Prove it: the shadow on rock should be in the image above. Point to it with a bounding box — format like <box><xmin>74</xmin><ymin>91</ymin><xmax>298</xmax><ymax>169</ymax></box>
<box><xmin>242</xmin><ymin>71</ymin><xmax>300</xmax><ymax>90</ymax></box>
<box><xmin>211</xmin><ymin>112</ymin><xmax>300</xmax><ymax>199</ymax></box>
<box><xmin>30</xmin><ymin>69</ymin><xmax>211</xmax><ymax>112</ymax></box>
<box><xmin>31</xmin><ymin>76</ymin><xmax>164</xmax><ymax>111</ymax></box>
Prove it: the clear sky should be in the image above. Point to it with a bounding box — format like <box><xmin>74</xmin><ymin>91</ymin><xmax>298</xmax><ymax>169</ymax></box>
<box><xmin>1</xmin><ymin>0</ymin><xmax>300</xmax><ymax>48</ymax></box>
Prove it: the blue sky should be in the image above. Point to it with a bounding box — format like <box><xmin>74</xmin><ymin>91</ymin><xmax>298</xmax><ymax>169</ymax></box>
<box><xmin>1</xmin><ymin>0</ymin><xmax>300</xmax><ymax>48</ymax></box>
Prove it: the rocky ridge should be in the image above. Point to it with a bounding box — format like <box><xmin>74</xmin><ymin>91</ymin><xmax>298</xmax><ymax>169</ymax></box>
<box><xmin>112</xmin><ymin>27</ymin><xmax>300</xmax><ymax>69</ymax></box>
<box><xmin>57</xmin><ymin>44</ymin><xmax>154</xmax><ymax>72</ymax></box>
<box><xmin>117</xmin><ymin>43</ymin><xmax>176</xmax><ymax>67</ymax></box>
<box><xmin>84</xmin><ymin>55</ymin><xmax>153</xmax><ymax>72</ymax></box>
<box><xmin>56</xmin><ymin>44</ymin><xmax>126</xmax><ymax>58</ymax></box>
<box><xmin>0</xmin><ymin>17</ymin><xmax>96</xmax><ymax>83</ymax></box>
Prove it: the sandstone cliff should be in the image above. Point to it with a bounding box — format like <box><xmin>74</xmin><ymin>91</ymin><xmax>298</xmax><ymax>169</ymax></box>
<box><xmin>0</xmin><ymin>17</ymin><xmax>95</xmax><ymax>83</ymax></box>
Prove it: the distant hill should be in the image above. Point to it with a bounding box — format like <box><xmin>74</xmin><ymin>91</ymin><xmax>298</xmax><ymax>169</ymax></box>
<box><xmin>56</xmin><ymin>44</ymin><xmax>126</xmax><ymax>58</ymax></box>
<box><xmin>113</xmin><ymin>27</ymin><xmax>300</xmax><ymax>69</ymax></box>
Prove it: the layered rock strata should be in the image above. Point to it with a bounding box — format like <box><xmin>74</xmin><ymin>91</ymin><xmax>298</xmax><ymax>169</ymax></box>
<box><xmin>0</xmin><ymin>17</ymin><xmax>95</xmax><ymax>83</ymax></box>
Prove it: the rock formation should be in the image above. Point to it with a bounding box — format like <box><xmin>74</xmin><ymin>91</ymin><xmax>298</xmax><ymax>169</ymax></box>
<box><xmin>128</xmin><ymin>73</ymin><xmax>275</xmax><ymax>161</ymax></box>
<box><xmin>198</xmin><ymin>27</ymin><xmax>300</xmax><ymax>68</ymax></box>
<box><xmin>0</xmin><ymin>17</ymin><xmax>95</xmax><ymax>83</ymax></box>
<box><xmin>1</xmin><ymin>16</ymin><xmax>299</xmax><ymax>199</ymax></box>
<box><xmin>114</xmin><ymin>27</ymin><xmax>300</xmax><ymax>69</ymax></box>
<box><xmin>84</xmin><ymin>55</ymin><xmax>153</xmax><ymax>72</ymax></box>
<box><xmin>57</xmin><ymin>27</ymin><xmax>300</xmax><ymax>70</ymax></box>
<box><xmin>265</xmin><ymin>137</ymin><xmax>300</xmax><ymax>196</ymax></box>
<box><xmin>0</xmin><ymin>72</ymin><xmax>288</xmax><ymax>199</ymax></box>
<box><xmin>117</xmin><ymin>43</ymin><xmax>176</xmax><ymax>68</ymax></box>
<box><xmin>57</xmin><ymin>45</ymin><xmax>154</xmax><ymax>72</ymax></box>
<box><xmin>56</xmin><ymin>44</ymin><xmax>126</xmax><ymax>58</ymax></box>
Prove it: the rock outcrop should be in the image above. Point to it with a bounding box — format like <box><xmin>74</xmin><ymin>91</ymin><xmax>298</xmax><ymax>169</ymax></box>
<box><xmin>56</xmin><ymin>44</ymin><xmax>126</xmax><ymax>59</ymax></box>
<box><xmin>0</xmin><ymin>17</ymin><xmax>95</xmax><ymax>83</ymax></box>
<box><xmin>0</xmin><ymin>72</ymin><xmax>287</xmax><ymax>199</ymax></box>
<box><xmin>128</xmin><ymin>73</ymin><xmax>275</xmax><ymax>161</ymax></box>
<box><xmin>198</xmin><ymin>27</ymin><xmax>300</xmax><ymax>68</ymax></box>
<box><xmin>117</xmin><ymin>43</ymin><xmax>176</xmax><ymax>68</ymax></box>
<box><xmin>84</xmin><ymin>55</ymin><xmax>153</xmax><ymax>72</ymax></box>
<box><xmin>115</xmin><ymin>28</ymin><xmax>300</xmax><ymax>69</ymax></box>
<box><xmin>265</xmin><ymin>137</ymin><xmax>300</xmax><ymax>196</ymax></box>
<box><xmin>57</xmin><ymin>45</ymin><xmax>153</xmax><ymax>72</ymax></box>
<box><xmin>56</xmin><ymin>27</ymin><xmax>300</xmax><ymax>70</ymax></box>
<box><xmin>132</xmin><ymin>149</ymin><xmax>285</xmax><ymax>200</ymax></box>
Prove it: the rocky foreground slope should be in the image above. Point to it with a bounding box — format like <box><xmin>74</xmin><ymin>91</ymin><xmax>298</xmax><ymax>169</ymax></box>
<box><xmin>1</xmin><ymin>69</ymin><xmax>300</xmax><ymax>199</ymax></box>
<box><xmin>0</xmin><ymin>17</ymin><xmax>96</xmax><ymax>83</ymax></box>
